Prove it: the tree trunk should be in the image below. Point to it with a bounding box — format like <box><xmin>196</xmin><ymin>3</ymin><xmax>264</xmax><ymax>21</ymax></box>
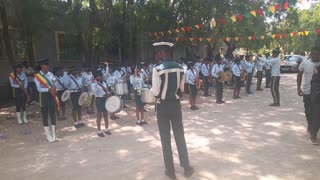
<box><xmin>0</xmin><ymin>2</ymin><xmax>15</xmax><ymax>67</ymax></box>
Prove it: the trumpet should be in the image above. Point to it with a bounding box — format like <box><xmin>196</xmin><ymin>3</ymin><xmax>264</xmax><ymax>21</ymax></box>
<box><xmin>240</xmin><ymin>70</ymin><xmax>247</xmax><ymax>81</ymax></box>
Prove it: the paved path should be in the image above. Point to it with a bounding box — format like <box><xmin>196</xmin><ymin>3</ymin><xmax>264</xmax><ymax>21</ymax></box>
<box><xmin>1</xmin><ymin>73</ymin><xmax>320</xmax><ymax>180</ymax></box>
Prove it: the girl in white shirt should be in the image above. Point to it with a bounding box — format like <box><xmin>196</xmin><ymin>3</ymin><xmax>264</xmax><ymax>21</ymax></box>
<box><xmin>186</xmin><ymin>62</ymin><xmax>199</xmax><ymax>110</ymax></box>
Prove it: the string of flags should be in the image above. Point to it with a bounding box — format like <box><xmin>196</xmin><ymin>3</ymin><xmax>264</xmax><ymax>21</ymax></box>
<box><xmin>149</xmin><ymin>1</ymin><xmax>290</xmax><ymax>38</ymax></box>
<box><xmin>173</xmin><ymin>28</ymin><xmax>320</xmax><ymax>43</ymax></box>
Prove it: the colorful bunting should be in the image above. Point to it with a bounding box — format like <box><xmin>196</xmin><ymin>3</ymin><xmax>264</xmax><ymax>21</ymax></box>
<box><xmin>230</xmin><ymin>15</ymin><xmax>237</xmax><ymax>23</ymax></box>
<box><xmin>195</xmin><ymin>25</ymin><xmax>200</xmax><ymax>29</ymax></box>
<box><xmin>263</xmin><ymin>7</ymin><xmax>269</xmax><ymax>16</ymax></box>
<box><xmin>211</xmin><ymin>20</ymin><xmax>217</xmax><ymax>27</ymax></box>
<box><xmin>271</xmin><ymin>34</ymin><xmax>276</xmax><ymax>39</ymax></box>
<box><xmin>207</xmin><ymin>38</ymin><xmax>212</xmax><ymax>43</ymax></box>
<box><xmin>236</xmin><ymin>14</ymin><xmax>244</xmax><ymax>21</ymax></box>
<box><xmin>248</xmin><ymin>36</ymin><xmax>253</xmax><ymax>40</ymax></box>
<box><xmin>226</xmin><ymin>37</ymin><xmax>231</xmax><ymax>42</ymax></box>
<box><xmin>275</xmin><ymin>4</ymin><xmax>281</xmax><ymax>11</ymax></box>
<box><xmin>269</xmin><ymin>5</ymin><xmax>276</xmax><ymax>14</ymax></box>
<box><xmin>305</xmin><ymin>31</ymin><xmax>310</xmax><ymax>36</ymax></box>
<box><xmin>235</xmin><ymin>37</ymin><xmax>239</xmax><ymax>41</ymax></box>
<box><xmin>199</xmin><ymin>38</ymin><xmax>203</xmax><ymax>42</ymax></box>
<box><xmin>260</xmin><ymin>35</ymin><xmax>265</xmax><ymax>40</ymax></box>
<box><xmin>220</xmin><ymin>18</ymin><xmax>227</xmax><ymax>25</ymax></box>
<box><xmin>284</xmin><ymin>1</ymin><xmax>289</xmax><ymax>10</ymax></box>
<box><xmin>282</xmin><ymin>34</ymin><xmax>288</xmax><ymax>38</ymax></box>
<box><xmin>175</xmin><ymin>29</ymin><xmax>180</xmax><ymax>33</ymax></box>
<box><xmin>257</xmin><ymin>8</ymin><xmax>264</xmax><ymax>16</ymax></box>
<box><xmin>185</xmin><ymin>26</ymin><xmax>191</xmax><ymax>32</ymax></box>
<box><xmin>243</xmin><ymin>12</ymin><xmax>251</xmax><ymax>19</ymax></box>
<box><xmin>189</xmin><ymin>38</ymin><xmax>194</xmax><ymax>42</ymax></box>
<box><xmin>250</xmin><ymin>10</ymin><xmax>257</xmax><ymax>17</ymax></box>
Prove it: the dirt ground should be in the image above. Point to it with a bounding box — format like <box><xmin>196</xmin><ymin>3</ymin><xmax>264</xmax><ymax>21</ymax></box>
<box><xmin>1</xmin><ymin>73</ymin><xmax>320</xmax><ymax>180</ymax></box>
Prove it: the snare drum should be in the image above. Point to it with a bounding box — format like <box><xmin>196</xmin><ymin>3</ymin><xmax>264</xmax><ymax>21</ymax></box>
<box><xmin>78</xmin><ymin>92</ymin><xmax>93</xmax><ymax>107</ymax></box>
<box><xmin>61</xmin><ymin>90</ymin><xmax>70</xmax><ymax>102</ymax></box>
<box><xmin>114</xmin><ymin>83</ymin><xmax>128</xmax><ymax>96</ymax></box>
<box><xmin>105</xmin><ymin>96</ymin><xmax>123</xmax><ymax>113</ymax></box>
<box><xmin>141</xmin><ymin>88</ymin><xmax>156</xmax><ymax>104</ymax></box>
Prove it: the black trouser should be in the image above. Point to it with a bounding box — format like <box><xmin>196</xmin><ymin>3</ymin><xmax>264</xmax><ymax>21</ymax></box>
<box><xmin>265</xmin><ymin>69</ymin><xmax>271</xmax><ymax>87</ymax></box>
<box><xmin>41</xmin><ymin>106</ymin><xmax>56</xmax><ymax>126</ymax></box>
<box><xmin>310</xmin><ymin>103</ymin><xmax>320</xmax><ymax>138</ymax></box>
<box><xmin>127</xmin><ymin>80</ymin><xmax>132</xmax><ymax>98</ymax></box>
<box><xmin>303</xmin><ymin>95</ymin><xmax>312</xmax><ymax>132</ymax></box>
<box><xmin>14</xmin><ymin>88</ymin><xmax>26</xmax><ymax>112</ymax></box>
<box><xmin>57</xmin><ymin>91</ymin><xmax>66</xmax><ymax>116</ymax></box>
<box><xmin>256</xmin><ymin>71</ymin><xmax>263</xmax><ymax>90</ymax></box>
<box><xmin>270</xmin><ymin>76</ymin><xmax>280</xmax><ymax>104</ymax></box>
<box><xmin>156</xmin><ymin>100</ymin><xmax>190</xmax><ymax>171</ymax></box>
<box><xmin>203</xmin><ymin>76</ymin><xmax>209</xmax><ymax>96</ymax></box>
<box><xmin>246</xmin><ymin>73</ymin><xmax>253</xmax><ymax>93</ymax></box>
<box><xmin>216</xmin><ymin>81</ymin><xmax>223</xmax><ymax>102</ymax></box>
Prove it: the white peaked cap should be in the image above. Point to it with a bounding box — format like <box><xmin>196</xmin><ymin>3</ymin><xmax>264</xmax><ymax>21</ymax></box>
<box><xmin>152</xmin><ymin>42</ymin><xmax>174</xmax><ymax>47</ymax></box>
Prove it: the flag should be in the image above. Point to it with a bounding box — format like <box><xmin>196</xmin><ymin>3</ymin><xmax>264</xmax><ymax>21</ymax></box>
<box><xmin>185</xmin><ymin>26</ymin><xmax>191</xmax><ymax>32</ymax></box>
<box><xmin>250</xmin><ymin>10</ymin><xmax>257</xmax><ymax>17</ymax></box>
<box><xmin>269</xmin><ymin>5</ymin><xmax>276</xmax><ymax>14</ymax></box>
<box><xmin>189</xmin><ymin>38</ymin><xmax>194</xmax><ymax>42</ymax></box>
<box><xmin>195</xmin><ymin>25</ymin><xmax>200</xmax><ymax>29</ymax></box>
<box><xmin>175</xmin><ymin>37</ymin><xmax>179</xmax><ymax>42</ymax></box>
<box><xmin>248</xmin><ymin>36</ymin><xmax>253</xmax><ymax>40</ymax></box>
<box><xmin>260</xmin><ymin>35</ymin><xmax>265</xmax><ymax>40</ymax></box>
<box><xmin>243</xmin><ymin>12</ymin><xmax>250</xmax><ymax>19</ymax></box>
<box><xmin>275</xmin><ymin>4</ymin><xmax>281</xmax><ymax>11</ymax></box>
<box><xmin>168</xmin><ymin>30</ymin><xmax>172</xmax><ymax>35</ymax></box>
<box><xmin>263</xmin><ymin>7</ymin><xmax>269</xmax><ymax>16</ymax></box>
<box><xmin>220</xmin><ymin>18</ymin><xmax>227</xmax><ymax>25</ymax></box>
<box><xmin>271</xmin><ymin>34</ymin><xmax>276</xmax><ymax>39</ymax></box>
<box><xmin>180</xmin><ymin>28</ymin><xmax>185</xmax><ymax>32</ymax></box>
<box><xmin>284</xmin><ymin>1</ymin><xmax>289</xmax><ymax>10</ymax></box>
<box><xmin>199</xmin><ymin>38</ymin><xmax>203</xmax><ymax>42</ymax></box>
<box><xmin>230</xmin><ymin>15</ymin><xmax>237</xmax><ymax>23</ymax></box>
<box><xmin>237</xmin><ymin>14</ymin><xmax>244</xmax><ymax>21</ymax></box>
<box><xmin>207</xmin><ymin>38</ymin><xmax>212</xmax><ymax>42</ymax></box>
<box><xmin>226</xmin><ymin>37</ymin><xmax>231</xmax><ymax>42</ymax></box>
<box><xmin>199</xmin><ymin>23</ymin><xmax>205</xmax><ymax>29</ymax></box>
<box><xmin>282</xmin><ymin>34</ymin><xmax>288</xmax><ymax>38</ymax></box>
<box><xmin>211</xmin><ymin>20</ymin><xmax>217</xmax><ymax>27</ymax></box>
<box><xmin>235</xmin><ymin>37</ymin><xmax>239</xmax><ymax>41</ymax></box>
<box><xmin>176</xmin><ymin>29</ymin><xmax>180</xmax><ymax>33</ymax></box>
<box><xmin>257</xmin><ymin>8</ymin><xmax>264</xmax><ymax>16</ymax></box>
<box><xmin>305</xmin><ymin>31</ymin><xmax>310</xmax><ymax>36</ymax></box>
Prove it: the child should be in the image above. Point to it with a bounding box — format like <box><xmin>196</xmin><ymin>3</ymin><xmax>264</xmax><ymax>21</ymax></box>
<box><xmin>91</xmin><ymin>71</ymin><xmax>112</xmax><ymax>137</ymax></box>
<box><xmin>130</xmin><ymin>65</ymin><xmax>148</xmax><ymax>125</ymax></box>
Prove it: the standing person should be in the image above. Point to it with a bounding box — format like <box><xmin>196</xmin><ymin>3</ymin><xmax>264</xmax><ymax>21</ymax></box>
<box><xmin>212</xmin><ymin>56</ymin><xmax>226</xmax><ymax>104</ymax></box>
<box><xmin>130</xmin><ymin>65</ymin><xmax>148</xmax><ymax>125</ymax></box>
<box><xmin>258</xmin><ymin>48</ymin><xmax>281</xmax><ymax>106</ymax></box>
<box><xmin>34</xmin><ymin>59</ymin><xmax>60</xmax><ymax>142</ymax></box>
<box><xmin>82</xmin><ymin>64</ymin><xmax>95</xmax><ymax>114</ymax></box>
<box><xmin>121</xmin><ymin>63</ymin><xmax>133</xmax><ymax>100</ymax></box>
<box><xmin>141</xmin><ymin>62</ymin><xmax>151</xmax><ymax>85</ymax></box>
<box><xmin>22</xmin><ymin>61</ymin><xmax>36</xmax><ymax>105</ymax></box>
<box><xmin>91</xmin><ymin>71</ymin><xmax>112</xmax><ymax>137</ymax></box>
<box><xmin>53</xmin><ymin>66</ymin><xmax>67</xmax><ymax>121</ymax></box>
<box><xmin>66</xmin><ymin>66</ymin><xmax>85</xmax><ymax>128</ymax></box>
<box><xmin>232</xmin><ymin>59</ymin><xmax>242</xmax><ymax>99</ymax></box>
<box><xmin>106</xmin><ymin>65</ymin><xmax>120</xmax><ymax>120</ymax></box>
<box><xmin>9</xmin><ymin>63</ymin><xmax>29</xmax><ymax>124</ymax></box>
<box><xmin>186</xmin><ymin>61</ymin><xmax>199</xmax><ymax>110</ymax></box>
<box><xmin>264</xmin><ymin>51</ymin><xmax>272</xmax><ymax>88</ymax></box>
<box><xmin>201</xmin><ymin>57</ymin><xmax>211</xmax><ymax>97</ymax></box>
<box><xmin>256</xmin><ymin>55</ymin><xmax>264</xmax><ymax>91</ymax></box>
<box><xmin>245</xmin><ymin>55</ymin><xmax>254</xmax><ymax>94</ymax></box>
<box><xmin>150</xmin><ymin>42</ymin><xmax>194</xmax><ymax>179</ymax></box>
<box><xmin>297</xmin><ymin>50</ymin><xmax>319</xmax><ymax>136</ymax></box>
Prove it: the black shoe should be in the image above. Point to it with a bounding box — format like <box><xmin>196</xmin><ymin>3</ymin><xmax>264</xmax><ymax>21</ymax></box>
<box><xmin>236</xmin><ymin>96</ymin><xmax>241</xmax><ymax>99</ymax></box>
<box><xmin>194</xmin><ymin>106</ymin><xmax>199</xmax><ymax>110</ymax></box>
<box><xmin>98</xmin><ymin>132</ymin><xmax>105</xmax><ymax>137</ymax></box>
<box><xmin>265</xmin><ymin>86</ymin><xmax>270</xmax><ymax>88</ymax></box>
<box><xmin>207</xmin><ymin>94</ymin><xmax>212</xmax><ymax>96</ymax></box>
<box><xmin>87</xmin><ymin>111</ymin><xmax>95</xmax><ymax>115</ymax></box>
<box><xmin>123</xmin><ymin>105</ymin><xmax>128</xmax><ymax>108</ymax></box>
<box><xmin>80</xmin><ymin>122</ymin><xmax>85</xmax><ymax>127</ymax></box>
<box><xmin>233</xmin><ymin>96</ymin><xmax>237</xmax><ymax>99</ymax></box>
<box><xmin>144</xmin><ymin>109</ymin><xmax>148</xmax><ymax>112</ymax></box>
<box><xmin>184</xmin><ymin>166</ymin><xmax>195</xmax><ymax>178</ymax></box>
<box><xmin>165</xmin><ymin>170</ymin><xmax>176</xmax><ymax>180</ymax></box>
<box><xmin>136</xmin><ymin>122</ymin><xmax>143</xmax><ymax>126</ymax></box>
<box><xmin>309</xmin><ymin>136</ymin><xmax>319</xmax><ymax>145</ymax></box>
<box><xmin>105</xmin><ymin>130</ymin><xmax>112</xmax><ymax>135</ymax></box>
<box><xmin>190</xmin><ymin>106</ymin><xmax>197</xmax><ymax>110</ymax></box>
<box><xmin>221</xmin><ymin>100</ymin><xmax>226</xmax><ymax>103</ymax></box>
<box><xmin>216</xmin><ymin>101</ymin><xmax>223</xmax><ymax>104</ymax></box>
<box><xmin>269</xmin><ymin>103</ymin><xmax>280</xmax><ymax>106</ymax></box>
<box><xmin>74</xmin><ymin>124</ymin><xmax>81</xmax><ymax>128</ymax></box>
<box><xmin>141</xmin><ymin>121</ymin><xmax>148</xmax><ymax>125</ymax></box>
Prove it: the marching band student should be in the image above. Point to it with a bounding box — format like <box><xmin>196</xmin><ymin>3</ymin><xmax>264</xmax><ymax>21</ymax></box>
<box><xmin>114</xmin><ymin>64</ymin><xmax>128</xmax><ymax>108</ymax></box>
<box><xmin>141</xmin><ymin>62</ymin><xmax>151</xmax><ymax>85</ymax></box>
<box><xmin>106</xmin><ymin>65</ymin><xmax>120</xmax><ymax>120</ymax></box>
<box><xmin>121</xmin><ymin>63</ymin><xmax>133</xmax><ymax>100</ymax></box>
<box><xmin>264</xmin><ymin>51</ymin><xmax>272</xmax><ymax>88</ymax></box>
<box><xmin>91</xmin><ymin>71</ymin><xmax>112</xmax><ymax>137</ymax></box>
<box><xmin>201</xmin><ymin>57</ymin><xmax>211</xmax><ymax>97</ymax></box>
<box><xmin>34</xmin><ymin>59</ymin><xmax>59</xmax><ymax>142</ymax></box>
<box><xmin>22</xmin><ymin>61</ymin><xmax>36</xmax><ymax>105</ymax></box>
<box><xmin>256</xmin><ymin>55</ymin><xmax>264</xmax><ymax>91</ymax></box>
<box><xmin>130</xmin><ymin>65</ymin><xmax>148</xmax><ymax>125</ymax></box>
<box><xmin>212</xmin><ymin>56</ymin><xmax>226</xmax><ymax>104</ymax></box>
<box><xmin>232</xmin><ymin>59</ymin><xmax>242</xmax><ymax>99</ymax></box>
<box><xmin>9</xmin><ymin>63</ymin><xmax>29</xmax><ymax>124</ymax></box>
<box><xmin>82</xmin><ymin>64</ymin><xmax>95</xmax><ymax>114</ymax></box>
<box><xmin>53</xmin><ymin>66</ymin><xmax>67</xmax><ymax>120</ymax></box>
<box><xmin>186</xmin><ymin>61</ymin><xmax>199</xmax><ymax>110</ymax></box>
<box><xmin>245</xmin><ymin>55</ymin><xmax>254</xmax><ymax>94</ymax></box>
<box><xmin>66</xmin><ymin>66</ymin><xmax>85</xmax><ymax>128</ymax></box>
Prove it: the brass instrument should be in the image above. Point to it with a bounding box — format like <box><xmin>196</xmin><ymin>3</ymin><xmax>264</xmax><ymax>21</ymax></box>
<box><xmin>224</xmin><ymin>70</ymin><xmax>233</xmax><ymax>82</ymax></box>
<box><xmin>240</xmin><ymin>71</ymin><xmax>247</xmax><ymax>81</ymax></box>
<box><xmin>195</xmin><ymin>69</ymin><xmax>201</xmax><ymax>90</ymax></box>
<box><xmin>218</xmin><ymin>71</ymin><xmax>227</xmax><ymax>83</ymax></box>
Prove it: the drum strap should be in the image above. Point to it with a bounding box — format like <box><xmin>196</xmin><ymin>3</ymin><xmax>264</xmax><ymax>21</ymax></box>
<box><xmin>57</xmin><ymin>78</ymin><xmax>66</xmax><ymax>90</ymax></box>
<box><xmin>70</xmin><ymin>76</ymin><xmax>81</xmax><ymax>89</ymax></box>
<box><xmin>98</xmin><ymin>82</ymin><xmax>108</xmax><ymax>94</ymax></box>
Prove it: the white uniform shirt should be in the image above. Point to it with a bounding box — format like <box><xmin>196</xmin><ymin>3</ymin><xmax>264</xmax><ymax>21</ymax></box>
<box><xmin>212</xmin><ymin>64</ymin><xmax>225</xmax><ymax>78</ymax></box>
<box><xmin>141</xmin><ymin>68</ymin><xmax>150</xmax><ymax>80</ymax></box>
<box><xmin>106</xmin><ymin>73</ymin><xmax>118</xmax><ymax>87</ymax></box>
<box><xmin>186</xmin><ymin>69</ymin><xmax>197</xmax><ymax>85</ymax></box>
<box><xmin>54</xmin><ymin>76</ymin><xmax>68</xmax><ymax>91</ymax></box>
<box><xmin>82</xmin><ymin>71</ymin><xmax>94</xmax><ymax>86</ymax></box>
<box><xmin>299</xmin><ymin>59</ymin><xmax>319</xmax><ymax>95</ymax></box>
<box><xmin>266</xmin><ymin>57</ymin><xmax>281</xmax><ymax>76</ymax></box>
<box><xmin>201</xmin><ymin>63</ymin><xmax>210</xmax><ymax>77</ymax></box>
<box><xmin>34</xmin><ymin>71</ymin><xmax>55</xmax><ymax>93</ymax></box>
<box><xmin>121</xmin><ymin>66</ymin><xmax>132</xmax><ymax>76</ymax></box>
<box><xmin>9</xmin><ymin>72</ymin><xmax>28</xmax><ymax>88</ymax></box>
<box><xmin>91</xmin><ymin>81</ymin><xmax>108</xmax><ymax>98</ymax></box>
<box><xmin>245</xmin><ymin>61</ymin><xmax>254</xmax><ymax>73</ymax></box>
<box><xmin>232</xmin><ymin>64</ymin><xmax>242</xmax><ymax>77</ymax></box>
<box><xmin>23</xmin><ymin>67</ymin><xmax>35</xmax><ymax>82</ymax></box>
<box><xmin>113</xmin><ymin>70</ymin><xmax>125</xmax><ymax>83</ymax></box>
<box><xmin>66</xmin><ymin>75</ymin><xmax>83</xmax><ymax>90</ymax></box>
<box><xmin>130</xmin><ymin>74</ymin><xmax>147</xmax><ymax>90</ymax></box>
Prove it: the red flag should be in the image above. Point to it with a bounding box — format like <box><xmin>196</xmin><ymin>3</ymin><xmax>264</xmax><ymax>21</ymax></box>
<box><xmin>275</xmin><ymin>34</ymin><xmax>281</xmax><ymax>39</ymax></box>
<box><xmin>282</xmin><ymin>34</ymin><xmax>288</xmax><ymax>38</ymax></box>
<box><xmin>252</xmin><ymin>36</ymin><xmax>256</xmax><ymax>40</ymax></box>
<box><xmin>315</xmin><ymin>29</ymin><xmax>320</xmax><ymax>34</ymax></box>
<box><xmin>283</xmin><ymin>1</ymin><xmax>289</xmax><ymax>10</ymax></box>
<box><xmin>220</xmin><ymin>18</ymin><xmax>227</xmax><ymax>25</ymax></box>
<box><xmin>236</xmin><ymin>14</ymin><xmax>244</xmax><ymax>21</ymax></box>
<box><xmin>199</xmin><ymin>24</ymin><xmax>204</xmax><ymax>29</ymax></box>
<box><xmin>293</xmin><ymin>32</ymin><xmax>297</xmax><ymax>37</ymax></box>
<box><xmin>257</xmin><ymin>8</ymin><xmax>264</xmax><ymax>16</ymax></box>
<box><xmin>275</xmin><ymin>4</ymin><xmax>281</xmax><ymax>11</ymax></box>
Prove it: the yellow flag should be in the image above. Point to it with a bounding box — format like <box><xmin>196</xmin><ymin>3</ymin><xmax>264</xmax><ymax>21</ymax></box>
<box><xmin>250</xmin><ymin>10</ymin><xmax>257</xmax><ymax>17</ymax></box>
<box><xmin>189</xmin><ymin>38</ymin><xmax>194</xmax><ymax>42</ymax></box>
<box><xmin>211</xmin><ymin>20</ymin><xmax>217</xmax><ymax>27</ymax></box>
<box><xmin>230</xmin><ymin>16</ymin><xmax>237</xmax><ymax>22</ymax></box>
<box><xmin>180</xmin><ymin>28</ymin><xmax>185</xmax><ymax>32</ymax></box>
<box><xmin>195</xmin><ymin>25</ymin><xmax>200</xmax><ymax>29</ymax></box>
<box><xmin>176</xmin><ymin>29</ymin><xmax>180</xmax><ymax>33</ymax></box>
<box><xmin>260</xmin><ymin>35</ymin><xmax>265</xmax><ymax>40</ymax></box>
<box><xmin>226</xmin><ymin>37</ymin><xmax>231</xmax><ymax>42</ymax></box>
<box><xmin>199</xmin><ymin>38</ymin><xmax>203</xmax><ymax>42</ymax></box>
<box><xmin>207</xmin><ymin>38</ymin><xmax>212</xmax><ymax>42</ymax></box>
<box><xmin>305</xmin><ymin>31</ymin><xmax>310</xmax><ymax>36</ymax></box>
<box><xmin>290</xmin><ymin>33</ymin><xmax>294</xmax><ymax>37</ymax></box>
<box><xmin>271</xmin><ymin>34</ymin><xmax>276</xmax><ymax>39</ymax></box>
<box><xmin>299</xmin><ymin>32</ymin><xmax>304</xmax><ymax>36</ymax></box>
<box><xmin>234</xmin><ymin>37</ymin><xmax>239</xmax><ymax>41</ymax></box>
<box><xmin>168</xmin><ymin>30</ymin><xmax>172</xmax><ymax>35</ymax></box>
<box><xmin>269</xmin><ymin>5</ymin><xmax>276</xmax><ymax>14</ymax></box>
<box><xmin>175</xmin><ymin>37</ymin><xmax>179</xmax><ymax>42</ymax></box>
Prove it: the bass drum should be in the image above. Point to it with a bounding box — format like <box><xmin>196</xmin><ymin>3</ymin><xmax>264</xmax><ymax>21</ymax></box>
<box><xmin>141</xmin><ymin>88</ymin><xmax>156</xmax><ymax>104</ymax></box>
<box><xmin>61</xmin><ymin>90</ymin><xmax>70</xmax><ymax>102</ymax></box>
<box><xmin>78</xmin><ymin>92</ymin><xmax>92</xmax><ymax>107</ymax></box>
<box><xmin>114</xmin><ymin>83</ymin><xmax>128</xmax><ymax>96</ymax></box>
<box><xmin>105</xmin><ymin>96</ymin><xmax>123</xmax><ymax>113</ymax></box>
